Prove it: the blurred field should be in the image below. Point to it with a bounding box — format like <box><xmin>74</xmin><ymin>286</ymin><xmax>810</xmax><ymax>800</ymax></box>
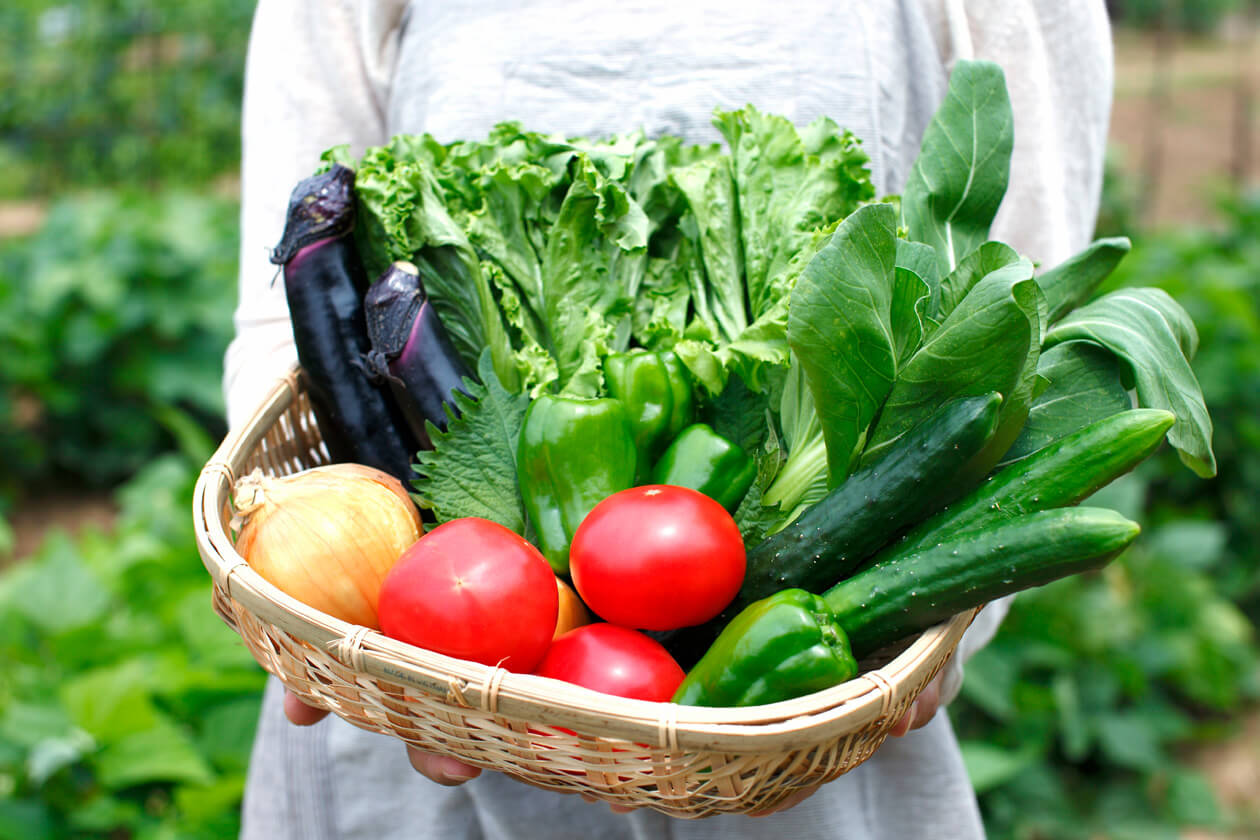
<box><xmin>1110</xmin><ymin>25</ymin><xmax>1259</xmax><ymax>226</ymax></box>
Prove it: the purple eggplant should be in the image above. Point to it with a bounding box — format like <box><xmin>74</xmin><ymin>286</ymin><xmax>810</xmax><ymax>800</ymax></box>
<box><xmin>362</xmin><ymin>261</ymin><xmax>474</xmax><ymax>447</ymax></box>
<box><xmin>270</xmin><ymin>165</ymin><xmax>419</xmax><ymax>482</ymax></box>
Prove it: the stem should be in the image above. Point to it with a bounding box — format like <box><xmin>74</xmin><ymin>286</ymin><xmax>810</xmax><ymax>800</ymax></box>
<box><xmin>762</xmin><ymin>432</ymin><xmax>827</xmax><ymax>513</ymax></box>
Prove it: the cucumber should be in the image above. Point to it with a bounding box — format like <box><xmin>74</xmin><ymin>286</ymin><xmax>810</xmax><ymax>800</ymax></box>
<box><xmin>739</xmin><ymin>391</ymin><xmax>1003</xmax><ymax>603</ymax></box>
<box><xmin>823</xmin><ymin>507</ymin><xmax>1140</xmax><ymax>657</ymax></box>
<box><xmin>659</xmin><ymin>391</ymin><xmax>1002</xmax><ymax>666</ymax></box>
<box><xmin>885</xmin><ymin>408</ymin><xmax>1174</xmax><ymax>559</ymax></box>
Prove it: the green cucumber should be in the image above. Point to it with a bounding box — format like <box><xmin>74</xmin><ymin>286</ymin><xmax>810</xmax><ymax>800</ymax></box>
<box><xmin>885</xmin><ymin>408</ymin><xmax>1174</xmax><ymax>559</ymax></box>
<box><xmin>738</xmin><ymin>392</ymin><xmax>1002</xmax><ymax>610</ymax></box>
<box><xmin>824</xmin><ymin>507</ymin><xmax>1140</xmax><ymax>657</ymax></box>
<box><xmin>659</xmin><ymin>391</ymin><xmax>1002</xmax><ymax>666</ymax></box>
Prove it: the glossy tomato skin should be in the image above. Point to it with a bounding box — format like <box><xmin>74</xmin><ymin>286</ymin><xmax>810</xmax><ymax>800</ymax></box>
<box><xmin>378</xmin><ymin>517</ymin><xmax>558</xmax><ymax>672</ymax></box>
<box><xmin>569</xmin><ymin>485</ymin><xmax>746</xmax><ymax>631</ymax></box>
<box><xmin>533</xmin><ymin>623</ymin><xmax>685</xmax><ymax>702</ymax></box>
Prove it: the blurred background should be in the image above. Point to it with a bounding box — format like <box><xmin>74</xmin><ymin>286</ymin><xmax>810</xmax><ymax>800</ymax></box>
<box><xmin>0</xmin><ymin>1</ymin><xmax>1256</xmax><ymax>837</ymax></box>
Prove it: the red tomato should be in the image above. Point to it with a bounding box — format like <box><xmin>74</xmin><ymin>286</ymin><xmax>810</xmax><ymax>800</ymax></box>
<box><xmin>569</xmin><ymin>485</ymin><xmax>745</xmax><ymax>631</ymax></box>
<box><xmin>378</xmin><ymin>517</ymin><xmax>558</xmax><ymax>672</ymax></box>
<box><xmin>533</xmin><ymin>623</ymin><xmax>685</xmax><ymax>702</ymax></box>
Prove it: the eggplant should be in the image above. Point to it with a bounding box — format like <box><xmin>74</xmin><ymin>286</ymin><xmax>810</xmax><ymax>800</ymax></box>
<box><xmin>362</xmin><ymin>261</ymin><xmax>474</xmax><ymax>447</ymax></box>
<box><xmin>270</xmin><ymin>164</ymin><xmax>419</xmax><ymax>482</ymax></box>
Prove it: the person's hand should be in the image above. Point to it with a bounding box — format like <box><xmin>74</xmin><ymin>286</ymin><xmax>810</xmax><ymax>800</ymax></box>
<box><xmin>282</xmin><ymin>691</ymin><xmax>483</xmax><ymax>785</ymax></box>
<box><xmin>887</xmin><ymin>670</ymin><xmax>943</xmax><ymax>738</ymax></box>
<box><xmin>283</xmin><ymin>672</ymin><xmax>944</xmax><ymax>815</ymax></box>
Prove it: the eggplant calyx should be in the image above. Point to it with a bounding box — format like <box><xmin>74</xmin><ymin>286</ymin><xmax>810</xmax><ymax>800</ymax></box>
<box><xmin>355</xmin><ymin>350</ymin><xmax>404</xmax><ymax>387</ymax></box>
<box><xmin>270</xmin><ymin>164</ymin><xmax>358</xmax><ymax>266</ymax></box>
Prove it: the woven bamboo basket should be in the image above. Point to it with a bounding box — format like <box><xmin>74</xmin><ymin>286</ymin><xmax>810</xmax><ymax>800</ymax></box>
<box><xmin>193</xmin><ymin>365</ymin><xmax>979</xmax><ymax>818</ymax></box>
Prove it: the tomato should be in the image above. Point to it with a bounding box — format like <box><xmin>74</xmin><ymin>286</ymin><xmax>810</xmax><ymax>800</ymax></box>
<box><xmin>378</xmin><ymin>517</ymin><xmax>558</xmax><ymax>672</ymax></box>
<box><xmin>569</xmin><ymin>485</ymin><xmax>746</xmax><ymax>631</ymax></box>
<box><xmin>533</xmin><ymin>623</ymin><xmax>685</xmax><ymax>702</ymax></box>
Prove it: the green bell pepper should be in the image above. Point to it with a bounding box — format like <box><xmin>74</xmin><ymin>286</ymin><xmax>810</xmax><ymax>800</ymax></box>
<box><xmin>516</xmin><ymin>395</ymin><xmax>637</xmax><ymax>575</ymax></box>
<box><xmin>650</xmin><ymin>423</ymin><xmax>756</xmax><ymax>512</ymax></box>
<box><xmin>603</xmin><ymin>349</ymin><xmax>694</xmax><ymax>474</ymax></box>
<box><xmin>671</xmin><ymin>588</ymin><xmax>858</xmax><ymax>707</ymax></box>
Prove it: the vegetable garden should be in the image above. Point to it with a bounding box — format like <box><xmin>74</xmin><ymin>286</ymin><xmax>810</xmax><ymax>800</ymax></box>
<box><xmin>1</xmin><ymin>3</ymin><xmax>1258</xmax><ymax>837</ymax></box>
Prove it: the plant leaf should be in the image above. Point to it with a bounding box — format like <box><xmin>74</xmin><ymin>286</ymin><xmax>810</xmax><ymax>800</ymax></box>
<box><xmin>715</xmin><ymin>106</ymin><xmax>874</xmax><ymax>320</ymax></box>
<box><xmin>938</xmin><ymin>241</ymin><xmax>1022</xmax><ymax>319</ymax></box>
<box><xmin>94</xmin><ymin>718</ymin><xmax>216</xmax><ymax>788</ymax></box>
<box><xmin>671</xmin><ymin>156</ymin><xmax>747</xmax><ymax>342</ymax></box>
<box><xmin>902</xmin><ymin>60</ymin><xmax>1014</xmax><ymax>276</ymax></box>
<box><xmin>1037</xmin><ymin>236</ymin><xmax>1131</xmax><ymax>324</ymax></box>
<box><xmin>1044</xmin><ymin>287</ymin><xmax>1216</xmax><ymax>477</ymax></box>
<box><xmin>863</xmin><ymin>260</ymin><xmax>1037</xmax><ymax>465</ymax></box>
<box><xmin>893</xmin><ymin>239</ymin><xmax>940</xmax><ymax>351</ymax></box>
<box><xmin>959</xmin><ymin>741</ymin><xmax>1040</xmax><ymax>794</ymax></box>
<box><xmin>1001</xmin><ymin>341</ymin><xmax>1131</xmax><ymax>464</ymax></box>
<box><xmin>411</xmin><ymin>351</ymin><xmax>531</xmax><ymax>531</ymax></box>
<box><xmin>787</xmin><ymin>203</ymin><xmax>898</xmax><ymax>484</ymax></box>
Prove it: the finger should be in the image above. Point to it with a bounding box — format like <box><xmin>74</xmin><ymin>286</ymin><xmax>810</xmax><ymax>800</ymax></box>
<box><xmin>909</xmin><ymin>677</ymin><xmax>942</xmax><ymax>731</ymax></box>
<box><xmin>406</xmin><ymin>746</ymin><xmax>482</xmax><ymax>786</ymax></box>
<box><xmin>888</xmin><ymin>701</ymin><xmax>916</xmax><ymax>737</ymax></box>
<box><xmin>748</xmin><ymin>785</ymin><xmax>819</xmax><ymax>817</ymax></box>
<box><xmin>283</xmin><ymin>691</ymin><xmax>330</xmax><ymax>726</ymax></box>
<box><xmin>889</xmin><ymin>674</ymin><xmax>944</xmax><ymax>738</ymax></box>
<box><xmin>608</xmin><ymin>803</ymin><xmax>637</xmax><ymax>814</ymax></box>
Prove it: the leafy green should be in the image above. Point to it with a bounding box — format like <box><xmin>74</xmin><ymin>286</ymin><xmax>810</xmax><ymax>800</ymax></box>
<box><xmin>411</xmin><ymin>352</ymin><xmax>531</xmax><ymax>531</ymax></box>
<box><xmin>671</xmin><ymin>156</ymin><xmax>746</xmax><ymax>342</ymax></box>
<box><xmin>1044</xmin><ymin>288</ymin><xmax>1216</xmax><ymax>478</ymax></box>
<box><xmin>715</xmin><ymin>106</ymin><xmax>875</xmax><ymax>320</ymax></box>
<box><xmin>862</xmin><ymin>260</ymin><xmax>1039</xmax><ymax>466</ymax></box>
<box><xmin>539</xmin><ymin>155</ymin><xmax>648</xmax><ymax>395</ymax></box>
<box><xmin>938</xmin><ymin>241</ymin><xmax>1023</xmax><ymax>319</ymax></box>
<box><xmin>890</xmin><ymin>240</ymin><xmax>937</xmax><ymax>366</ymax></box>
<box><xmin>901</xmin><ymin>60</ymin><xmax>1014</xmax><ymax>276</ymax></box>
<box><xmin>786</xmin><ymin>203</ymin><xmax>898</xmax><ymax>486</ymax></box>
<box><xmin>761</xmin><ymin>357</ymin><xmax>828</xmax><ymax>521</ymax></box>
<box><xmin>1037</xmin><ymin>236</ymin><xmax>1132</xmax><ymax>323</ymax></box>
<box><xmin>1002</xmin><ymin>342</ymin><xmax>1131</xmax><ymax>464</ymax></box>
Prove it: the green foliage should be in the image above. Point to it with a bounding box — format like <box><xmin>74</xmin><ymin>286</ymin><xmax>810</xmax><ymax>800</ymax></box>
<box><xmin>951</xmin><ymin>192</ymin><xmax>1260</xmax><ymax>837</ymax></box>
<box><xmin>0</xmin><ymin>190</ymin><xmax>239</xmax><ymax>495</ymax></box>
<box><xmin>0</xmin><ymin>0</ymin><xmax>255</xmax><ymax>197</ymax></box>
<box><xmin>1111</xmin><ymin>0</ymin><xmax>1254</xmax><ymax>34</ymax></box>
<box><xmin>0</xmin><ymin>453</ymin><xmax>267</xmax><ymax>839</ymax></box>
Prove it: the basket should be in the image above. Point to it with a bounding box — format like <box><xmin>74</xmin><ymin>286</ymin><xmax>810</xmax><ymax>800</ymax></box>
<box><xmin>193</xmin><ymin>366</ymin><xmax>979</xmax><ymax>818</ymax></box>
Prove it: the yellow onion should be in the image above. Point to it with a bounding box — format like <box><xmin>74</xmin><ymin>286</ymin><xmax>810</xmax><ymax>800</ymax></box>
<box><xmin>231</xmin><ymin>463</ymin><xmax>424</xmax><ymax>628</ymax></box>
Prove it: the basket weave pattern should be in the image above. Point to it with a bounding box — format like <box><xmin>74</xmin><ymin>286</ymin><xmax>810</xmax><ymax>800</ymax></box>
<box><xmin>193</xmin><ymin>367</ymin><xmax>977</xmax><ymax>818</ymax></box>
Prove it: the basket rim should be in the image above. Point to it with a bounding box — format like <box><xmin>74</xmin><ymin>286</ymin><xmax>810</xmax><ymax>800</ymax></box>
<box><xmin>193</xmin><ymin>364</ymin><xmax>977</xmax><ymax>753</ymax></box>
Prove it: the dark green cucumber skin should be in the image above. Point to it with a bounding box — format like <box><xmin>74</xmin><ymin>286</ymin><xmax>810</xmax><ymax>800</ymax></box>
<box><xmin>659</xmin><ymin>391</ymin><xmax>1001</xmax><ymax>667</ymax></box>
<box><xmin>885</xmin><ymin>408</ymin><xmax>1174</xmax><ymax>560</ymax></box>
<box><xmin>823</xmin><ymin>507</ymin><xmax>1140</xmax><ymax>657</ymax></box>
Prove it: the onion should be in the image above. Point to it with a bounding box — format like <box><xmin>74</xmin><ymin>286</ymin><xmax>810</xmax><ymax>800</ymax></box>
<box><xmin>231</xmin><ymin>463</ymin><xmax>423</xmax><ymax>628</ymax></box>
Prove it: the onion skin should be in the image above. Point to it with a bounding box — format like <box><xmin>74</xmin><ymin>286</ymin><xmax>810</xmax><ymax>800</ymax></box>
<box><xmin>232</xmin><ymin>464</ymin><xmax>423</xmax><ymax>628</ymax></box>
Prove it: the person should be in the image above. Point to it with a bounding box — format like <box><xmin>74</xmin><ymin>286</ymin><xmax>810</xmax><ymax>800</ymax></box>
<box><xmin>224</xmin><ymin>1</ymin><xmax>1115</xmax><ymax>837</ymax></box>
